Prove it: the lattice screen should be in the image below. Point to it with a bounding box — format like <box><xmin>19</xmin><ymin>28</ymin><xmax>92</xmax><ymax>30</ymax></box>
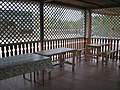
<box><xmin>0</xmin><ymin>0</ymin><xmax>41</xmax><ymax>44</ymax></box>
<box><xmin>91</xmin><ymin>7</ymin><xmax>120</xmax><ymax>39</ymax></box>
<box><xmin>44</xmin><ymin>3</ymin><xmax>84</xmax><ymax>40</ymax></box>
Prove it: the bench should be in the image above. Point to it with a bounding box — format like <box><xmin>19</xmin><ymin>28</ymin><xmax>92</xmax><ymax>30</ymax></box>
<box><xmin>76</xmin><ymin>48</ymin><xmax>85</xmax><ymax>60</ymax></box>
<box><xmin>100</xmin><ymin>50</ymin><xmax>117</xmax><ymax>65</ymax></box>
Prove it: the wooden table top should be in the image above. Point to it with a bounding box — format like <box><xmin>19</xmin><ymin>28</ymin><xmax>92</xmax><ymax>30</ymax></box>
<box><xmin>35</xmin><ymin>48</ymin><xmax>76</xmax><ymax>56</ymax></box>
<box><xmin>86</xmin><ymin>43</ymin><xmax>109</xmax><ymax>48</ymax></box>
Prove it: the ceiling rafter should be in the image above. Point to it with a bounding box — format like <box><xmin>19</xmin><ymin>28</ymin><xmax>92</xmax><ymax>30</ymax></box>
<box><xmin>109</xmin><ymin>0</ymin><xmax>120</xmax><ymax>4</ymax></box>
<box><xmin>92</xmin><ymin>9</ymin><xmax>120</xmax><ymax>16</ymax></box>
<box><xmin>90</xmin><ymin>4</ymin><xmax>120</xmax><ymax>9</ymax></box>
<box><xmin>20</xmin><ymin>0</ymin><xmax>120</xmax><ymax>9</ymax></box>
<box><xmin>75</xmin><ymin>0</ymin><xmax>102</xmax><ymax>6</ymax></box>
<box><xmin>44</xmin><ymin>0</ymin><xmax>53</xmax><ymax>3</ymax></box>
<box><xmin>46</xmin><ymin>1</ymin><xmax>87</xmax><ymax>9</ymax></box>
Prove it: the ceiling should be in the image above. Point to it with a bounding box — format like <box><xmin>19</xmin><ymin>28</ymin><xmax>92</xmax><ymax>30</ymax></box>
<box><xmin>20</xmin><ymin>0</ymin><xmax>120</xmax><ymax>15</ymax></box>
<box><xmin>44</xmin><ymin>0</ymin><xmax>120</xmax><ymax>16</ymax></box>
<box><xmin>92</xmin><ymin>7</ymin><xmax>120</xmax><ymax>16</ymax></box>
<box><xmin>44</xmin><ymin>0</ymin><xmax>120</xmax><ymax>9</ymax></box>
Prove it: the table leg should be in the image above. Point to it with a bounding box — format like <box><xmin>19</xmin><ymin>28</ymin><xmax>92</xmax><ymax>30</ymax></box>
<box><xmin>23</xmin><ymin>74</ymin><xmax>25</xmax><ymax>79</ymax></box>
<box><xmin>97</xmin><ymin>47</ymin><xmax>100</xmax><ymax>64</ymax></box>
<box><xmin>72</xmin><ymin>51</ymin><xmax>75</xmax><ymax>72</ymax></box>
<box><xmin>34</xmin><ymin>71</ymin><xmax>36</xmax><ymax>82</ymax></box>
<box><xmin>59</xmin><ymin>53</ymin><xmax>65</xmax><ymax>67</ymax></box>
<box><xmin>30</xmin><ymin>72</ymin><xmax>32</xmax><ymax>81</ymax></box>
<box><xmin>23</xmin><ymin>73</ymin><xmax>32</xmax><ymax>82</ymax></box>
<box><xmin>102</xmin><ymin>54</ymin><xmax>104</xmax><ymax>65</ymax></box>
<box><xmin>48</xmin><ymin>71</ymin><xmax>51</xmax><ymax>80</ymax></box>
<box><xmin>105</xmin><ymin>55</ymin><xmax>108</xmax><ymax>65</ymax></box>
<box><xmin>42</xmin><ymin>70</ymin><xmax>45</xmax><ymax>86</ymax></box>
<box><xmin>59</xmin><ymin>54</ymin><xmax>63</xmax><ymax>67</ymax></box>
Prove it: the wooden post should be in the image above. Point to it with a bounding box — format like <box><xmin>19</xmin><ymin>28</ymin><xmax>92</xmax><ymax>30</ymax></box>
<box><xmin>40</xmin><ymin>0</ymin><xmax>44</xmax><ymax>50</ymax></box>
<box><xmin>85</xmin><ymin>9</ymin><xmax>91</xmax><ymax>59</ymax></box>
<box><xmin>109</xmin><ymin>16</ymin><xmax>113</xmax><ymax>50</ymax></box>
<box><xmin>84</xmin><ymin>9</ymin><xmax>87</xmax><ymax>48</ymax></box>
<box><xmin>86</xmin><ymin>9</ymin><xmax>91</xmax><ymax>44</ymax></box>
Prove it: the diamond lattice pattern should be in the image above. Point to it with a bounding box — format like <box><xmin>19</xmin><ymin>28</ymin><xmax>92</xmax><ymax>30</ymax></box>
<box><xmin>44</xmin><ymin>4</ymin><xmax>84</xmax><ymax>40</ymax></box>
<box><xmin>0</xmin><ymin>0</ymin><xmax>41</xmax><ymax>44</ymax></box>
<box><xmin>91</xmin><ymin>8</ymin><xmax>120</xmax><ymax>39</ymax></box>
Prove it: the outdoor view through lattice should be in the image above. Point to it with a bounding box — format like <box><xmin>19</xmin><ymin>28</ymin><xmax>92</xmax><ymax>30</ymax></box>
<box><xmin>1</xmin><ymin>1</ymin><xmax>120</xmax><ymax>45</ymax></box>
<box><xmin>0</xmin><ymin>0</ymin><xmax>120</xmax><ymax>58</ymax></box>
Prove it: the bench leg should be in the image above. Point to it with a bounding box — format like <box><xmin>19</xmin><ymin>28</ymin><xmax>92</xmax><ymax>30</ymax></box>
<box><xmin>77</xmin><ymin>51</ymin><xmax>82</xmax><ymax>60</ymax></box>
<box><xmin>48</xmin><ymin>71</ymin><xmax>51</xmax><ymax>80</ymax></box>
<box><xmin>102</xmin><ymin>54</ymin><xmax>108</xmax><ymax>65</ymax></box>
<box><xmin>105</xmin><ymin>55</ymin><xmax>109</xmax><ymax>65</ymax></box>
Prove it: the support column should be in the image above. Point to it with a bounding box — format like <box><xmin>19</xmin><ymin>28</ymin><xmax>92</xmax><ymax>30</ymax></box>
<box><xmin>85</xmin><ymin>9</ymin><xmax>92</xmax><ymax>59</ymax></box>
<box><xmin>40</xmin><ymin>0</ymin><xmax>44</xmax><ymax>50</ymax></box>
<box><xmin>84</xmin><ymin>9</ymin><xmax>87</xmax><ymax>48</ymax></box>
<box><xmin>86</xmin><ymin>9</ymin><xmax>91</xmax><ymax>44</ymax></box>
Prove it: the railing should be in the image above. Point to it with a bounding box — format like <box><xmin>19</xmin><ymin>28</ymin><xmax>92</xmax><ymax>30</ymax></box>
<box><xmin>0</xmin><ymin>37</ymin><xmax>119</xmax><ymax>60</ymax></box>
<box><xmin>0</xmin><ymin>41</ymin><xmax>41</xmax><ymax>58</ymax></box>
<box><xmin>43</xmin><ymin>37</ymin><xmax>85</xmax><ymax>50</ymax></box>
<box><xmin>0</xmin><ymin>37</ymin><xmax>85</xmax><ymax>58</ymax></box>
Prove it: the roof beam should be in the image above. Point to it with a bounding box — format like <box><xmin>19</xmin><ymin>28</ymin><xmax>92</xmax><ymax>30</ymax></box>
<box><xmin>44</xmin><ymin>0</ymin><xmax>53</xmax><ymax>3</ymax></box>
<box><xmin>109</xmin><ymin>0</ymin><xmax>120</xmax><ymax>4</ymax></box>
<box><xmin>90</xmin><ymin>4</ymin><xmax>120</xmax><ymax>9</ymax></box>
<box><xmin>75</xmin><ymin>0</ymin><xmax>102</xmax><ymax>6</ymax></box>
<box><xmin>46</xmin><ymin>1</ymin><xmax>87</xmax><ymax>9</ymax></box>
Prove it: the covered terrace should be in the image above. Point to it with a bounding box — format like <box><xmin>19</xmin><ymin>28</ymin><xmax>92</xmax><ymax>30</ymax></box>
<box><xmin>0</xmin><ymin>0</ymin><xmax>120</xmax><ymax>90</ymax></box>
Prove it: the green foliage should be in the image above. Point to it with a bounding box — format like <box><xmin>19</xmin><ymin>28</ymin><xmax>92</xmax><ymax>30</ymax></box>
<box><xmin>92</xmin><ymin>14</ymin><xmax>120</xmax><ymax>38</ymax></box>
<box><xmin>44</xmin><ymin>16</ymin><xmax>83</xmax><ymax>30</ymax></box>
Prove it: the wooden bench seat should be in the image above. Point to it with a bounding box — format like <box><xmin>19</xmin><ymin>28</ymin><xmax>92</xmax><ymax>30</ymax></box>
<box><xmin>77</xmin><ymin>48</ymin><xmax>85</xmax><ymax>60</ymax></box>
<box><xmin>100</xmin><ymin>50</ymin><xmax>117</xmax><ymax>65</ymax></box>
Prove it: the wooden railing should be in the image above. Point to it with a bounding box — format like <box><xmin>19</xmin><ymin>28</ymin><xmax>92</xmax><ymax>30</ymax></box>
<box><xmin>0</xmin><ymin>37</ymin><xmax>119</xmax><ymax>60</ymax></box>
<box><xmin>0</xmin><ymin>37</ymin><xmax>85</xmax><ymax>58</ymax></box>
<box><xmin>0</xmin><ymin>41</ymin><xmax>41</xmax><ymax>58</ymax></box>
<box><xmin>43</xmin><ymin>37</ymin><xmax>85</xmax><ymax>50</ymax></box>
